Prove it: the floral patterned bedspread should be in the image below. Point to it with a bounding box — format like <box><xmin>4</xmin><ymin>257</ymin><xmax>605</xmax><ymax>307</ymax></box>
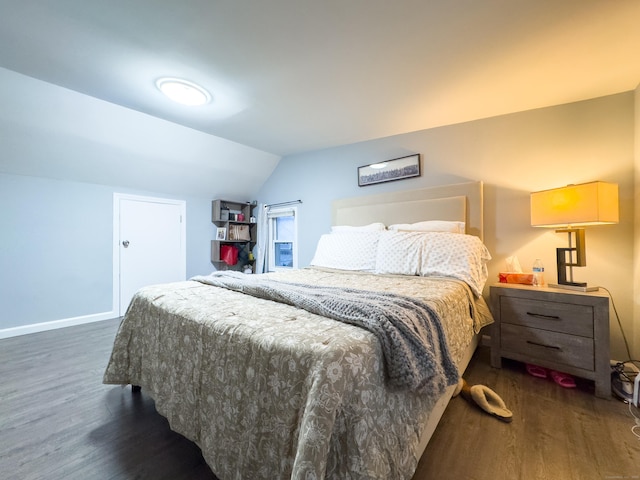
<box><xmin>103</xmin><ymin>268</ymin><xmax>493</xmax><ymax>480</ymax></box>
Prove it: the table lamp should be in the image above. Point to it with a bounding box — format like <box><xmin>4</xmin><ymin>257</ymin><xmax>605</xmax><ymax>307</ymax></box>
<box><xmin>530</xmin><ymin>181</ymin><xmax>618</xmax><ymax>292</ymax></box>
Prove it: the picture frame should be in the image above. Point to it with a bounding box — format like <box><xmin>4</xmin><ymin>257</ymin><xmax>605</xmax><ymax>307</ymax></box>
<box><xmin>216</xmin><ymin>227</ymin><xmax>227</xmax><ymax>241</ymax></box>
<box><xmin>358</xmin><ymin>153</ymin><xmax>421</xmax><ymax>187</ymax></box>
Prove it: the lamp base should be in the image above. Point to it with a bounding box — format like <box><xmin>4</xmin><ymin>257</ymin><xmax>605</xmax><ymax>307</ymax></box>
<box><xmin>548</xmin><ymin>283</ymin><xmax>600</xmax><ymax>292</ymax></box>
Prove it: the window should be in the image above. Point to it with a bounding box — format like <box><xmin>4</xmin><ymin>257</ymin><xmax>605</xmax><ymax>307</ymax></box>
<box><xmin>267</xmin><ymin>207</ymin><xmax>298</xmax><ymax>271</ymax></box>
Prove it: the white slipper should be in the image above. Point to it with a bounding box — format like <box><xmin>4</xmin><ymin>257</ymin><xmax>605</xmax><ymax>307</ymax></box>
<box><xmin>460</xmin><ymin>379</ymin><xmax>513</xmax><ymax>423</ymax></box>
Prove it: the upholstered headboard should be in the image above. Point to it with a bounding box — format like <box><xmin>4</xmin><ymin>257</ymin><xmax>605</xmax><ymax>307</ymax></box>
<box><xmin>332</xmin><ymin>181</ymin><xmax>484</xmax><ymax>240</ymax></box>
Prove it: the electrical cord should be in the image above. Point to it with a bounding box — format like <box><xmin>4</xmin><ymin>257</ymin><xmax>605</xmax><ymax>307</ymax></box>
<box><xmin>613</xmin><ymin>361</ymin><xmax>638</xmax><ymax>386</ymax></box>
<box><xmin>599</xmin><ymin>286</ymin><xmax>640</xmax><ymax>439</ymax></box>
<box><xmin>599</xmin><ymin>286</ymin><xmax>639</xmax><ymax>371</ymax></box>
<box><xmin>629</xmin><ymin>402</ymin><xmax>640</xmax><ymax>440</ymax></box>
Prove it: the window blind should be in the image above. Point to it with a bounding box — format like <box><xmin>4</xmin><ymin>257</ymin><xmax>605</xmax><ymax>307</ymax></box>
<box><xmin>267</xmin><ymin>207</ymin><xmax>296</xmax><ymax>219</ymax></box>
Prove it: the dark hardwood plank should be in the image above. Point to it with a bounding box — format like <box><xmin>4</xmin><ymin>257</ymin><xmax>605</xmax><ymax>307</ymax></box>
<box><xmin>0</xmin><ymin>319</ymin><xmax>218</xmax><ymax>480</ymax></box>
<box><xmin>417</xmin><ymin>348</ymin><xmax>640</xmax><ymax>480</ymax></box>
<box><xmin>1</xmin><ymin>320</ymin><xmax>638</xmax><ymax>479</ymax></box>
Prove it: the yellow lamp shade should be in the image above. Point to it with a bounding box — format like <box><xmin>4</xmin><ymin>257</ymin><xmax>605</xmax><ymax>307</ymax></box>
<box><xmin>531</xmin><ymin>181</ymin><xmax>619</xmax><ymax>228</ymax></box>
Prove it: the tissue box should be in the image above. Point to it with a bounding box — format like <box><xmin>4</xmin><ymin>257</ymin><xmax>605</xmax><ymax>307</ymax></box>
<box><xmin>498</xmin><ymin>272</ymin><xmax>535</xmax><ymax>285</ymax></box>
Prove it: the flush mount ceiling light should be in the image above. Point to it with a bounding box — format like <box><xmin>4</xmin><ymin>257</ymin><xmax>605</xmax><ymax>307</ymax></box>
<box><xmin>156</xmin><ymin>77</ymin><xmax>211</xmax><ymax>106</ymax></box>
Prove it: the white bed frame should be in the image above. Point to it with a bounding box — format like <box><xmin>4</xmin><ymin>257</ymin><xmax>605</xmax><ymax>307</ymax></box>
<box><xmin>331</xmin><ymin>180</ymin><xmax>484</xmax><ymax>460</ymax></box>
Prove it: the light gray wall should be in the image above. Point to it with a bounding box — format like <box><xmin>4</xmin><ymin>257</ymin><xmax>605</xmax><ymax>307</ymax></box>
<box><xmin>0</xmin><ymin>172</ymin><xmax>216</xmax><ymax>330</ymax></box>
<box><xmin>258</xmin><ymin>92</ymin><xmax>637</xmax><ymax>360</ymax></box>
<box><xmin>635</xmin><ymin>84</ymin><xmax>640</xmax><ymax>361</ymax></box>
<box><xmin>257</xmin><ymin>142</ymin><xmax>465</xmax><ymax>268</ymax></box>
<box><xmin>2</xmin><ymin>92</ymin><xmax>636</xmax><ymax>360</ymax></box>
<box><xmin>0</xmin><ymin>67</ymin><xmax>280</xmax><ymax>200</ymax></box>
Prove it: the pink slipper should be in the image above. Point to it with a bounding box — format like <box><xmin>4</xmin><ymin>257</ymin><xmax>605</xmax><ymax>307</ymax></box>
<box><xmin>526</xmin><ymin>363</ymin><xmax>548</xmax><ymax>379</ymax></box>
<box><xmin>550</xmin><ymin>370</ymin><xmax>576</xmax><ymax>388</ymax></box>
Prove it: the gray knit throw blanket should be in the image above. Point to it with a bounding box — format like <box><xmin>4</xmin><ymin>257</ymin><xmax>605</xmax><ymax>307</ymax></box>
<box><xmin>192</xmin><ymin>271</ymin><xmax>459</xmax><ymax>395</ymax></box>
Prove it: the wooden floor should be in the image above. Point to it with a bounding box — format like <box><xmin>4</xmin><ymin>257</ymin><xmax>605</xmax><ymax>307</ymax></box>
<box><xmin>418</xmin><ymin>348</ymin><xmax>640</xmax><ymax>480</ymax></box>
<box><xmin>1</xmin><ymin>319</ymin><xmax>638</xmax><ymax>480</ymax></box>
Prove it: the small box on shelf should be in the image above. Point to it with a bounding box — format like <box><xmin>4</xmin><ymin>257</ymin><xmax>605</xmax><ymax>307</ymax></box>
<box><xmin>228</xmin><ymin>224</ymin><xmax>251</xmax><ymax>241</ymax></box>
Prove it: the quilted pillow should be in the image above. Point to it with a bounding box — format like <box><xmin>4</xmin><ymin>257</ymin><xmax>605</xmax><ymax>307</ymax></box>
<box><xmin>310</xmin><ymin>231</ymin><xmax>381</xmax><ymax>271</ymax></box>
<box><xmin>374</xmin><ymin>231</ymin><xmax>424</xmax><ymax>275</ymax></box>
<box><xmin>388</xmin><ymin>220</ymin><xmax>465</xmax><ymax>234</ymax></box>
<box><xmin>419</xmin><ymin>232</ymin><xmax>491</xmax><ymax>296</ymax></box>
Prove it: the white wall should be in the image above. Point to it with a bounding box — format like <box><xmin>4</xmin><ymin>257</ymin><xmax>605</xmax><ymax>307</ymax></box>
<box><xmin>259</xmin><ymin>92</ymin><xmax>637</xmax><ymax>360</ymax></box>
<box><xmin>3</xmin><ymin>91</ymin><xmax>636</xmax><ymax>359</ymax></box>
<box><xmin>634</xmin><ymin>84</ymin><xmax>640</xmax><ymax>359</ymax></box>
<box><xmin>0</xmin><ymin>67</ymin><xmax>280</xmax><ymax>336</ymax></box>
<box><xmin>0</xmin><ymin>67</ymin><xmax>280</xmax><ymax>200</ymax></box>
<box><xmin>0</xmin><ymin>173</ymin><xmax>217</xmax><ymax>332</ymax></box>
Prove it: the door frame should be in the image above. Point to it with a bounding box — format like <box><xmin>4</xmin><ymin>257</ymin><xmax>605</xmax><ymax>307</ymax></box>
<box><xmin>113</xmin><ymin>193</ymin><xmax>187</xmax><ymax>316</ymax></box>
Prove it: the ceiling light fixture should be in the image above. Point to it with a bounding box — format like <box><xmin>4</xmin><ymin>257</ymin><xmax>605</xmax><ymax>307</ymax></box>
<box><xmin>156</xmin><ymin>77</ymin><xmax>211</xmax><ymax>106</ymax></box>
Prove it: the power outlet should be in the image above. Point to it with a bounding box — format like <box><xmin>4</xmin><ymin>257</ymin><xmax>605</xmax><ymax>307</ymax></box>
<box><xmin>633</xmin><ymin>373</ymin><xmax>640</xmax><ymax>407</ymax></box>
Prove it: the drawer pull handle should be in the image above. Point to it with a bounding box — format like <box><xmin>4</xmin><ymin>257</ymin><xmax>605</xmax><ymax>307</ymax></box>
<box><xmin>526</xmin><ymin>312</ymin><xmax>561</xmax><ymax>320</ymax></box>
<box><xmin>526</xmin><ymin>340</ymin><xmax>562</xmax><ymax>351</ymax></box>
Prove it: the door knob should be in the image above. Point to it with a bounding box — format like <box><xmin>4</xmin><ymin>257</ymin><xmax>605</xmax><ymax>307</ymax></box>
<box><xmin>122</xmin><ymin>240</ymin><xmax>130</xmax><ymax>248</ymax></box>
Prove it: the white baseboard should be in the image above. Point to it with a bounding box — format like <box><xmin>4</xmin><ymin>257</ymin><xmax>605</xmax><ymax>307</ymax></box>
<box><xmin>0</xmin><ymin>311</ymin><xmax>118</xmax><ymax>339</ymax></box>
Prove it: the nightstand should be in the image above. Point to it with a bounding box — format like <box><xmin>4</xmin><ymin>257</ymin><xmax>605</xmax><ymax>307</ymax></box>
<box><xmin>490</xmin><ymin>284</ymin><xmax>610</xmax><ymax>398</ymax></box>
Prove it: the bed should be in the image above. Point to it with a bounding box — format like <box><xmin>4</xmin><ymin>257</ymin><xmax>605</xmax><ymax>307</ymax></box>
<box><xmin>103</xmin><ymin>181</ymin><xmax>493</xmax><ymax>480</ymax></box>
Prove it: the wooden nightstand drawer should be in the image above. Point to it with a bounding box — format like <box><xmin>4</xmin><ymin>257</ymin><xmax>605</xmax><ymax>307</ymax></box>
<box><xmin>490</xmin><ymin>284</ymin><xmax>610</xmax><ymax>398</ymax></box>
<box><xmin>501</xmin><ymin>323</ymin><xmax>595</xmax><ymax>371</ymax></box>
<box><xmin>500</xmin><ymin>296</ymin><xmax>594</xmax><ymax>338</ymax></box>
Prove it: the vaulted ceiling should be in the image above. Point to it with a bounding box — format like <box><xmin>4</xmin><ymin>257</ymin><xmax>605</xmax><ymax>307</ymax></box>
<box><xmin>1</xmin><ymin>0</ymin><xmax>639</xmax><ymax>196</ymax></box>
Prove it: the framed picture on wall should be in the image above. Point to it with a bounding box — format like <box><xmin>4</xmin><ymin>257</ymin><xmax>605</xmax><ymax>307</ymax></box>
<box><xmin>358</xmin><ymin>153</ymin><xmax>421</xmax><ymax>186</ymax></box>
<box><xmin>216</xmin><ymin>227</ymin><xmax>227</xmax><ymax>241</ymax></box>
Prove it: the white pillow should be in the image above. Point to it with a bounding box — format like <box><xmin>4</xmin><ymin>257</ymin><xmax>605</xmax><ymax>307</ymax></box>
<box><xmin>375</xmin><ymin>231</ymin><xmax>424</xmax><ymax>275</ymax></box>
<box><xmin>331</xmin><ymin>222</ymin><xmax>386</xmax><ymax>233</ymax></box>
<box><xmin>419</xmin><ymin>232</ymin><xmax>491</xmax><ymax>296</ymax></box>
<box><xmin>388</xmin><ymin>220</ymin><xmax>465</xmax><ymax>234</ymax></box>
<box><xmin>310</xmin><ymin>231</ymin><xmax>381</xmax><ymax>271</ymax></box>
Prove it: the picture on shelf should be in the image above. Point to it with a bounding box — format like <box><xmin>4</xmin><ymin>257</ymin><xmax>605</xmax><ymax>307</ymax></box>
<box><xmin>216</xmin><ymin>227</ymin><xmax>227</xmax><ymax>241</ymax></box>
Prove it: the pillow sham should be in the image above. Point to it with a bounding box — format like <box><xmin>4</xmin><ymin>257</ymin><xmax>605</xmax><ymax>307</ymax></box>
<box><xmin>310</xmin><ymin>231</ymin><xmax>381</xmax><ymax>271</ymax></box>
<box><xmin>419</xmin><ymin>232</ymin><xmax>491</xmax><ymax>296</ymax></box>
<box><xmin>388</xmin><ymin>220</ymin><xmax>465</xmax><ymax>234</ymax></box>
<box><xmin>374</xmin><ymin>231</ymin><xmax>425</xmax><ymax>275</ymax></box>
<box><xmin>331</xmin><ymin>222</ymin><xmax>386</xmax><ymax>233</ymax></box>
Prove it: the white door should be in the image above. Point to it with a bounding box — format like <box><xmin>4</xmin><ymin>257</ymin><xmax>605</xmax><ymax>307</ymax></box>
<box><xmin>115</xmin><ymin>194</ymin><xmax>186</xmax><ymax>315</ymax></box>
